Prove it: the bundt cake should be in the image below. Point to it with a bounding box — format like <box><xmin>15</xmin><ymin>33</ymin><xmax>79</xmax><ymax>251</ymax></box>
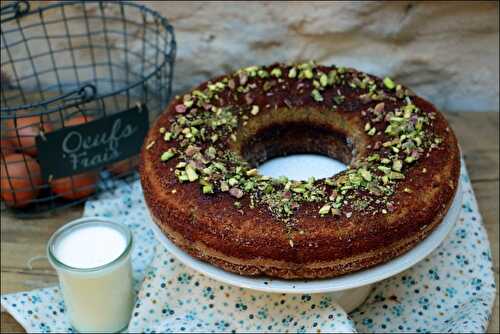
<box><xmin>140</xmin><ymin>62</ymin><xmax>460</xmax><ymax>279</ymax></box>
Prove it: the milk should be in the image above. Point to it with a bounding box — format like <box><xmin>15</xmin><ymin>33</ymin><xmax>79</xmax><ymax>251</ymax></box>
<box><xmin>55</xmin><ymin>225</ymin><xmax>127</xmax><ymax>269</ymax></box>
<box><xmin>47</xmin><ymin>218</ymin><xmax>134</xmax><ymax>333</ymax></box>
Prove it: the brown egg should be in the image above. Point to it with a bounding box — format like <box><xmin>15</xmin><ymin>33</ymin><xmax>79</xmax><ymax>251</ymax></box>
<box><xmin>1</xmin><ymin>153</ymin><xmax>42</xmax><ymax>207</ymax></box>
<box><xmin>51</xmin><ymin>172</ymin><xmax>98</xmax><ymax>200</ymax></box>
<box><xmin>63</xmin><ymin>114</ymin><xmax>94</xmax><ymax>127</ymax></box>
<box><xmin>1</xmin><ymin>137</ymin><xmax>16</xmax><ymax>154</ymax></box>
<box><xmin>50</xmin><ymin>114</ymin><xmax>97</xmax><ymax>200</ymax></box>
<box><xmin>5</xmin><ymin>116</ymin><xmax>54</xmax><ymax>156</ymax></box>
<box><xmin>107</xmin><ymin>155</ymin><xmax>140</xmax><ymax>176</ymax></box>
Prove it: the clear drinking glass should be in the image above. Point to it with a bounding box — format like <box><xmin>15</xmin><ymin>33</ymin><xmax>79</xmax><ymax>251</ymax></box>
<box><xmin>47</xmin><ymin>217</ymin><xmax>134</xmax><ymax>333</ymax></box>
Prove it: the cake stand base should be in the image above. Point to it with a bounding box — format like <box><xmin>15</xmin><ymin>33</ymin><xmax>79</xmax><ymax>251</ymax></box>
<box><xmin>331</xmin><ymin>284</ymin><xmax>373</xmax><ymax>313</ymax></box>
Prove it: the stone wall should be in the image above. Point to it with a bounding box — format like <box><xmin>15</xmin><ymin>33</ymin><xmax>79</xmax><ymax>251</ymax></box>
<box><xmin>147</xmin><ymin>1</ymin><xmax>499</xmax><ymax>112</ymax></box>
<box><xmin>2</xmin><ymin>1</ymin><xmax>498</xmax><ymax>112</ymax></box>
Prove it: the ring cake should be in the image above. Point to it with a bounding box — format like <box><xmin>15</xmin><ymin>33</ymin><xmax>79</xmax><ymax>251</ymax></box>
<box><xmin>140</xmin><ymin>62</ymin><xmax>460</xmax><ymax>279</ymax></box>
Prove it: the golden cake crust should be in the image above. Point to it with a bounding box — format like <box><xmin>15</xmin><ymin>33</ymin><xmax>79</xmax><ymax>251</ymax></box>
<box><xmin>140</xmin><ymin>63</ymin><xmax>460</xmax><ymax>279</ymax></box>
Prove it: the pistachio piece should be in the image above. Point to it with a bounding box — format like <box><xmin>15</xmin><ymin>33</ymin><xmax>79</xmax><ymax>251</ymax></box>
<box><xmin>291</xmin><ymin>187</ymin><xmax>306</xmax><ymax>193</ymax></box>
<box><xmin>220</xmin><ymin>181</ymin><xmax>229</xmax><ymax>192</ymax></box>
<box><xmin>185</xmin><ymin>165</ymin><xmax>199</xmax><ymax>182</ymax></box>
<box><xmin>160</xmin><ymin>149</ymin><xmax>176</xmax><ymax>162</ymax></box>
<box><xmin>383</xmin><ymin>77</ymin><xmax>396</xmax><ymax>90</ymax></box>
<box><xmin>202</xmin><ymin>184</ymin><xmax>214</xmax><ymax>194</ymax></box>
<box><xmin>177</xmin><ymin>171</ymin><xmax>189</xmax><ymax>182</ymax></box>
<box><xmin>271</xmin><ymin>68</ymin><xmax>282</xmax><ymax>78</ymax></box>
<box><xmin>311</xmin><ymin>89</ymin><xmax>323</xmax><ymax>102</ymax></box>
<box><xmin>388</xmin><ymin>171</ymin><xmax>405</xmax><ymax>180</ymax></box>
<box><xmin>414</xmin><ymin>137</ymin><xmax>422</xmax><ymax>146</ymax></box>
<box><xmin>246</xmin><ymin>168</ymin><xmax>258</xmax><ymax>177</ymax></box>
<box><xmin>359</xmin><ymin>169</ymin><xmax>372</xmax><ymax>182</ymax></box>
<box><xmin>288</xmin><ymin>67</ymin><xmax>297</xmax><ymax>78</ymax></box>
<box><xmin>404</xmin><ymin>156</ymin><xmax>416</xmax><ymax>163</ymax></box>
<box><xmin>377</xmin><ymin>165</ymin><xmax>391</xmax><ymax>174</ymax></box>
<box><xmin>303</xmin><ymin>69</ymin><xmax>313</xmax><ymax>79</ymax></box>
<box><xmin>367</xmin><ymin>127</ymin><xmax>377</xmax><ymax>136</ymax></box>
<box><xmin>257</xmin><ymin>69</ymin><xmax>269</xmax><ymax>78</ymax></box>
<box><xmin>392</xmin><ymin>159</ymin><xmax>403</xmax><ymax>172</ymax></box>
<box><xmin>176</xmin><ymin>162</ymin><xmax>187</xmax><ymax>169</ymax></box>
<box><xmin>251</xmin><ymin>105</ymin><xmax>260</xmax><ymax>116</ymax></box>
<box><xmin>229</xmin><ymin>187</ymin><xmax>244</xmax><ymax>199</ymax></box>
<box><xmin>319</xmin><ymin>73</ymin><xmax>328</xmax><ymax>87</ymax></box>
<box><xmin>163</xmin><ymin>132</ymin><xmax>172</xmax><ymax>141</ymax></box>
<box><xmin>328</xmin><ymin>70</ymin><xmax>338</xmax><ymax>85</ymax></box>
<box><xmin>228</xmin><ymin>178</ymin><xmax>239</xmax><ymax>186</ymax></box>
<box><xmin>319</xmin><ymin>204</ymin><xmax>331</xmax><ymax>216</ymax></box>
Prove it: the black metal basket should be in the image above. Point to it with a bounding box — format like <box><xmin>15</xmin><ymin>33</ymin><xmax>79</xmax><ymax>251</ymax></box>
<box><xmin>0</xmin><ymin>1</ymin><xmax>176</xmax><ymax>216</ymax></box>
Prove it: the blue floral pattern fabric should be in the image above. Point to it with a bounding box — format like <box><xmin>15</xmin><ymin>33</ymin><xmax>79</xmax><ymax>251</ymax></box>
<box><xmin>1</xmin><ymin>162</ymin><xmax>496</xmax><ymax>333</ymax></box>
<box><xmin>351</xmin><ymin>164</ymin><xmax>496</xmax><ymax>333</ymax></box>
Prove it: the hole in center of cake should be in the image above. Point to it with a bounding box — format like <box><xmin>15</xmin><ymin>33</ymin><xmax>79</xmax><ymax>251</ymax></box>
<box><xmin>240</xmin><ymin>121</ymin><xmax>353</xmax><ymax>181</ymax></box>
<box><xmin>258</xmin><ymin>154</ymin><xmax>347</xmax><ymax>181</ymax></box>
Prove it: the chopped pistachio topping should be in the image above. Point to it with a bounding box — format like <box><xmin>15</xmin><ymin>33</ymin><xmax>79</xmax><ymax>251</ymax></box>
<box><xmin>383</xmin><ymin>77</ymin><xmax>396</xmax><ymax>90</ymax></box>
<box><xmin>160</xmin><ymin>149</ymin><xmax>175</xmax><ymax>161</ymax></box>
<box><xmin>319</xmin><ymin>204</ymin><xmax>331</xmax><ymax>216</ymax></box>
<box><xmin>202</xmin><ymin>184</ymin><xmax>214</xmax><ymax>194</ymax></box>
<box><xmin>319</xmin><ymin>73</ymin><xmax>328</xmax><ymax>87</ymax></box>
<box><xmin>156</xmin><ymin>63</ymin><xmax>438</xmax><ymax>227</ymax></box>
<box><xmin>250</xmin><ymin>105</ymin><xmax>260</xmax><ymax>116</ymax></box>
<box><xmin>392</xmin><ymin>159</ymin><xmax>403</xmax><ymax>172</ymax></box>
<box><xmin>359</xmin><ymin>169</ymin><xmax>372</xmax><ymax>181</ymax></box>
<box><xmin>246</xmin><ymin>168</ymin><xmax>258</xmax><ymax>177</ymax></box>
<box><xmin>164</xmin><ymin>132</ymin><xmax>172</xmax><ymax>141</ymax></box>
<box><xmin>311</xmin><ymin>89</ymin><xmax>323</xmax><ymax>102</ymax></box>
<box><xmin>185</xmin><ymin>165</ymin><xmax>198</xmax><ymax>182</ymax></box>
<box><xmin>271</xmin><ymin>68</ymin><xmax>282</xmax><ymax>77</ymax></box>
<box><xmin>333</xmin><ymin>95</ymin><xmax>345</xmax><ymax>105</ymax></box>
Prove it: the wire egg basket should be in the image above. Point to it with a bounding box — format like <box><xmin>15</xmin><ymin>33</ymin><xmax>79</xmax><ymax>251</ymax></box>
<box><xmin>0</xmin><ymin>1</ymin><xmax>176</xmax><ymax>216</ymax></box>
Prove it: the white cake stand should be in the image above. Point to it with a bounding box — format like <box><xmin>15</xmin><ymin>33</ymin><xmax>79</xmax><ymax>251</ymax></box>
<box><xmin>149</xmin><ymin>168</ymin><xmax>463</xmax><ymax>312</ymax></box>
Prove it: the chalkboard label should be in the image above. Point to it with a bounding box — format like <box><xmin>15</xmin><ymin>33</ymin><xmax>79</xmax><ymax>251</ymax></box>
<box><xmin>36</xmin><ymin>105</ymin><xmax>149</xmax><ymax>180</ymax></box>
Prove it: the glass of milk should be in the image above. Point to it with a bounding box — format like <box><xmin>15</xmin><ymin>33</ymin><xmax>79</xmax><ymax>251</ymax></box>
<box><xmin>47</xmin><ymin>217</ymin><xmax>134</xmax><ymax>333</ymax></box>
